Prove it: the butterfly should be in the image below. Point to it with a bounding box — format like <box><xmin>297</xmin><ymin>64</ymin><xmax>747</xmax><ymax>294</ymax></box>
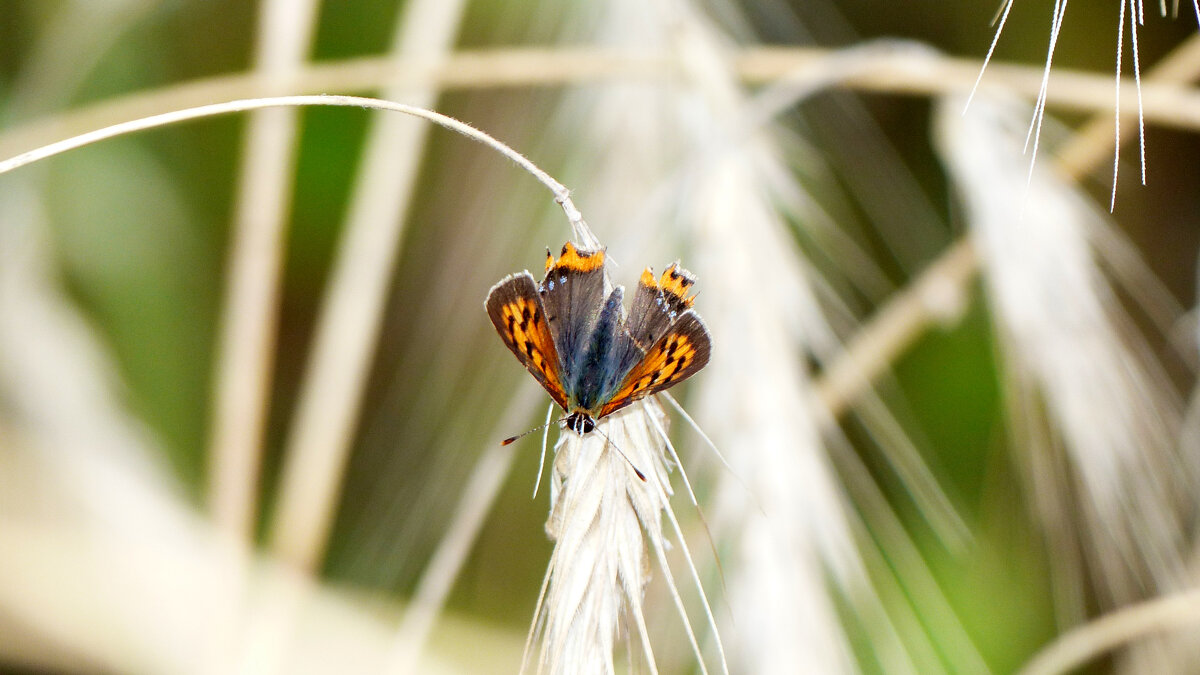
<box><xmin>486</xmin><ymin>242</ymin><xmax>712</xmax><ymax>439</ymax></box>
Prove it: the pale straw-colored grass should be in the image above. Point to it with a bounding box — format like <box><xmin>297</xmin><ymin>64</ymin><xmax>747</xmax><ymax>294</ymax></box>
<box><xmin>206</xmin><ymin>5</ymin><xmax>322</xmax><ymax>667</ymax></box>
<box><xmin>527</xmin><ymin>401</ymin><xmax>701</xmax><ymax>675</ymax></box>
<box><xmin>268</xmin><ymin>0</ymin><xmax>471</xmax><ymax>574</ymax></box>
<box><xmin>249</xmin><ymin>4</ymin><xmax>470</xmax><ymax>658</ymax></box>
<box><xmin>938</xmin><ymin>91</ymin><xmax>1196</xmax><ymax>669</ymax></box>
<box><xmin>668</xmin><ymin>6</ymin><xmax>907</xmax><ymax>672</ymax></box>
<box><xmin>208</xmin><ymin>0</ymin><xmax>321</xmax><ymax>547</ymax></box>
<box><xmin>7</xmin><ymin>46</ymin><xmax>1200</xmax><ymax>165</ymax></box>
<box><xmin>0</xmin><ymin>185</ymin><xmax>468</xmax><ymax>675</ymax></box>
<box><xmin>384</xmin><ymin>385</ymin><xmax>541</xmax><ymax>674</ymax></box>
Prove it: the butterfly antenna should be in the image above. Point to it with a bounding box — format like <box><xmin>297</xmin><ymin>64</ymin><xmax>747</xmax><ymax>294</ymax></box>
<box><xmin>502</xmin><ymin>419</ymin><xmax>553</xmax><ymax>446</ymax></box>
<box><xmin>593</xmin><ymin>425</ymin><xmax>647</xmax><ymax>482</ymax></box>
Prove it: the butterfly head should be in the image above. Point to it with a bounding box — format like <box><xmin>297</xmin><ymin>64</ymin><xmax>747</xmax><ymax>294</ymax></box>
<box><xmin>564</xmin><ymin>410</ymin><xmax>596</xmax><ymax>435</ymax></box>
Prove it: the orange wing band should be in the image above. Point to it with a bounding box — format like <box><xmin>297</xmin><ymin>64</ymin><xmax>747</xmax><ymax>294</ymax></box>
<box><xmin>550</xmin><ymin>241</ymin><xmax>605</xmax><ymax>274</ymax></box>
<box><xmin>658</xmin><ymin>263</ymin><xmax>696</xmax><ymax>307</ymax></box>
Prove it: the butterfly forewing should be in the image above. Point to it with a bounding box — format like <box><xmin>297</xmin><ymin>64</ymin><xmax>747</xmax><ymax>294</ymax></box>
<box><xmin>485</xmin><ymin>272</ymin><xmax>569</xmax><ymax>411</ymax></box>
<box><xmin>539</xmin><ymin>243</ymin><xmax>607</xmax><ymax>382</ymax></box>
<box><xmin>598</xmin><ymin>310</ymin><xmax>711</xmax><ymax>418</ymax></box>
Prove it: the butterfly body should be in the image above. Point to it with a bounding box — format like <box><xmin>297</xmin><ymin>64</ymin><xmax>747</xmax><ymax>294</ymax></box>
<box><xmin>486</xmin><ymin>242</ymin><xmax>711</xmax><ymax>435</ymax></box>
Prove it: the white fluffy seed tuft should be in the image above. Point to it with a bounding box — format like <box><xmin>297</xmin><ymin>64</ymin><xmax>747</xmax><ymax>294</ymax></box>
<box><xmin>937</xmin><ymin>94</ymin><xmax>1195</xmax><ymax>667</ymax></box>
<box><xmin>525</xmin><ymin>401</ymin><xmax>677</xmax><ymax>675</ymax></box>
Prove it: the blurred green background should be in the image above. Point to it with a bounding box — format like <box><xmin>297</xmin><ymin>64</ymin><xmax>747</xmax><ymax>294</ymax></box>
<box><xmin>2</xmin><ymin>1</ymin><xmax>1198</xmax><ymax>673</ymax></box>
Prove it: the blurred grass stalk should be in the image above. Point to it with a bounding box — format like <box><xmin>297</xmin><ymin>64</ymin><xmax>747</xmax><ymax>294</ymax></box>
<box><xmin>7</xmin><ymin>45</ymin><xmax>1200</xmax><ymax>162</ymax></box>
<box><xmin>259</xmin><ymin>1</ymin><xmax>469</xmax><ymax>672</ymax></box>
<box><xmin>208</xmin><ymin>0</ymin><xmax>321</xmax><ymax>548</ymax></box>
<box><xmin>666</xmin><ymin>6</ymin><xmax>903</xmax><ymax>672</ymax></box>
<box><xmin>267</xmin><ymin>0</ymin><xmax>468</xmax><ymax>573</ymax></box>
<box><xmin>941</xmin><ymin>25</ymin><xmax>1200</xmax><ymax>675</ymax></box>
<box><xmin>206</xmin><ymin>3</ymin><xmax>322</xmax><ymax>670</ymax></box>
<box><xmin>939</xmin><ymin>90</ymin><xmax>1191</xmax><ymax>669</ymax></box>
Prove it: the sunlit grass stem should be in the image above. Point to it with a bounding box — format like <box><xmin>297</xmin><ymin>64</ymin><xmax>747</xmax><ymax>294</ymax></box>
<box><xmin>208</xmin><ymin>0</ymin><xmax>320</xmax><ymax>547</ymax></box>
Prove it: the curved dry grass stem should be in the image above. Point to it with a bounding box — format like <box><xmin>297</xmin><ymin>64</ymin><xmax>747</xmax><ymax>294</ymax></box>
<box><xmin>0</xmin><ymin>95</ymin><xmax>583</xmax><ymax>226</ymax></box>
<box><xmin>1017</xmin><ymin>587</ymin><xmax>1200</xmax><ymax>675</ymax></box>
<box><xmin>0</xmin><ymin>93</ymin><xmax>591</xmax><ymax>258</ymax></box>
<box><xmin>5</xmin><ymin>41</ymin><xmax>1193</xmax><ymax>429</ymax></box>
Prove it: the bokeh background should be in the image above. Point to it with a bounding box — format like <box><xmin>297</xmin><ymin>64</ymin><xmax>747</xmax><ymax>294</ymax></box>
<box><xmin>1</xmin><ymin>1</ymin><xmax>1198</xmax><ymax>673</ymax></box>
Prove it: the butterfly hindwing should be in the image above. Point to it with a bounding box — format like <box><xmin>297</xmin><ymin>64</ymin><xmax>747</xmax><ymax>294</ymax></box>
<box><xmin>598</xmin><ymin>309</ymin><xmax>711</xmax><ymax>418</ymax></box>
<box><xmin>485</xmin><ymin>272</ymin><xmax>569</xmax><ymax>411</ymax></box>
<box><xmin>603</xmin><ymin>263</ymin><xmax>699</xmax><ymax>398</ymax></box>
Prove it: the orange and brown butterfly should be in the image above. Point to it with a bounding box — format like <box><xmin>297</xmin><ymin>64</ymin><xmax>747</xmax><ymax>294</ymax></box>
<box><xmin>485</xmin><ymin>241</ymin><xmax>711</xmax><ymax>439</ymax></box>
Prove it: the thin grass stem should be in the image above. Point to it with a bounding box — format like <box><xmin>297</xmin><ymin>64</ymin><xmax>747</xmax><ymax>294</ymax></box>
<box><xmin>1017</xmin><ymin>586</ymin><xmax>1200</xmax><ymax>675</ymax></box>
<box><xmin>646</xmin><ymin>409</ymin><xmax>730</xmax><ymax>674</ymax></box>
<box><xmin>0</xmin><ymin>95</ymin><xmax>584</xmax><ymax>224</ymax></box>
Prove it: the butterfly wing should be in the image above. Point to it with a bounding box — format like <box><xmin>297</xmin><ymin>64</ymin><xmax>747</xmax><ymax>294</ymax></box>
<box><xmin>608</xmin><ymin>263</ymin><xmax>697</xmax><ymax>378</ymax></box>
<box><xmin>597</xmin><ymin>309</ymin><xmax>711</xmax><ymax>418</ymax></box>
<box><xmin>485</xmin><ymin>272</ymin><xmax>569</xmax><ymax>411</ymax></box>
<box><xmin>489</xmin><ymin>247</ymin><xmax>709</xmax><ymax>421</ymax></box>
<box><xmin>539</xmin><ymin>242</ymin><xmax>607</xmax><ymax>384</ymax></box>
